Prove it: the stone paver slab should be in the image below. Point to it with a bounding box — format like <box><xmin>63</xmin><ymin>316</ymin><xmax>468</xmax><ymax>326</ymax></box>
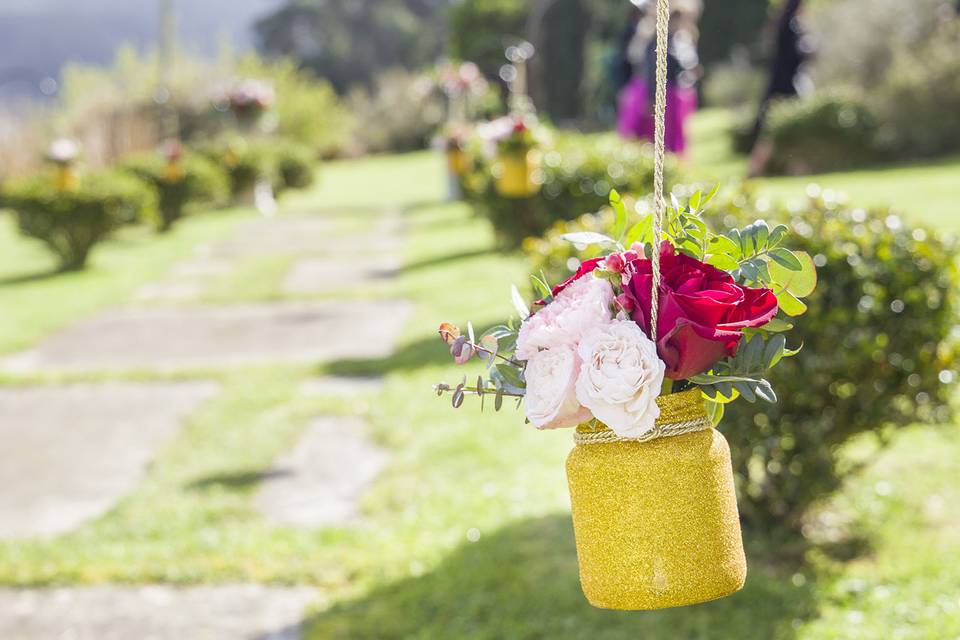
<box><xmin>3</xmin><ymin>300</ymin><xmax>413</xmax><ymax>373</ymax></box>
<box><xmin>299</xmin><ymin>376</ymin><xmax>385</xmax><ymax>397</ymax></box>
<box><xmin>0</xmin><ymin>381</ymin><xmax>218</xmax><ymax>538</ymax></box>
<box><xmin>0</xmin><ymin>585</ymin><xmax>316</xmax><ymax>640</ymax></box>
<box><xmin>205</xmin><ymin>216</ymin><xmax>334</xmax><ymax>258</ymax></box>
<box><xmin>282</xmin><ymin>257</ymin><xmax>398</xmax><ymax>295</ymax></box>
<box><xmin>255</xmin><ymin>417</ymin><xmax>387</xmax><ymax>528</ymax></box>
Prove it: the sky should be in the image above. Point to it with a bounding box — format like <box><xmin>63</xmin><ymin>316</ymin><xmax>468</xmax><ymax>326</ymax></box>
<box><xmin>0</xmin><ymin>0</ymin><xmax>284</xmax><ymax>98</ymax></box>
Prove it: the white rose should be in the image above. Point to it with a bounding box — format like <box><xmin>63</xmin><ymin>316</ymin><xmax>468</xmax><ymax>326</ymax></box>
<box><xmin>575</xmin><ymin>319</ymin><xmax>666</xmax><ymax>438</ymax></box>
<box><xmin>524</xmin><ymin>347</ymin><xmax>591</xmax><ymax>430</ymax></box>
<box><xmin>516</xmin><ymin>277</ymin><xmax>614</xmax><ymax>360</ymax></box>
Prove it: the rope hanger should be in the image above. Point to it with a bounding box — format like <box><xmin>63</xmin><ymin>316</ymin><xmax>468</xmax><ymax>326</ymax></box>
<box><xmin>649</xmin><ymin>0</ymin><xmax>669</xmax><ymax>344</ymax></box>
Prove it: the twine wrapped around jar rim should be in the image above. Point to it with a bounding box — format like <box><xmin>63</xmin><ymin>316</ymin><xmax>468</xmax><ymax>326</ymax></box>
<box><xmin>574</xmin><ymin>389</ymin><xmax>712</xmax><ymax>445</ymax></box>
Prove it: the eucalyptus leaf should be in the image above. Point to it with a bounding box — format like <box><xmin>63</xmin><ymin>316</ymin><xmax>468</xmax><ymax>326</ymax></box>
<box><xmin>511</xmin><ymin>284</ymin><xmax>530</xmax><ymax>319</ymax></box>
<box><xmin>769</xmin><ymin>250</ymin><xmax>818</xmax><ymax>297</ymax></box>
<box><xmin>763</xmin><ymin>334</ymin><xmax>786</xmax><ymax>369</ymax></box>
<box><xmin>776</xmin><ymin>289</ymin><xmax>808</xmax><ymax>317</ymax></box>
<box><xmin>768</xmin><ymin>247</ymin><xmax>803</xmax><ymax>271</ymax></box>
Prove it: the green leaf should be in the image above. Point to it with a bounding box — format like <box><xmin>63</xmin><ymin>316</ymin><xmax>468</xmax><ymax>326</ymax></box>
<box><xmin>511</xmin><ymin>285</ymin><xmax>530</xmax><ymax>319</ymax></box>
<box><xmin>494</xmin><ymin>363</ymin><xmax>525</xmax><ymax>390</ymax></box>
<box><xmin>560</xmin><ymin>231</ymin><xmax>616</xmax><ymax>247</ymax></box>
<box><xmin>624</xmin><ymin>215</ymin><xmax>653</xmax><ymax>247</ymax></box>
<box><xmin>768</xmin><ymin>247</ymin><xmax>803</xmax><ymax>271</ymax></box>
<box><xmin>530</xmin><ymin>274</ymin><xmax>551</xmax><ymax>299</ymax></box>
<box><xmin>767</xmin><ymin>224</ymin><xmax>789</xmax><ymax>248</ymax></box>
<box><xmin>689</xmin><ymin>189</ymin><xmax>702</xmax><ymax>212</ymax></box>
<box><xmin>761</xmin><ymin>317</ymin><xmax>793</xmax><ymax>332</ymax></box>
<box><xmin>769</xmin><ymin>250</ymin><xmax>818</xmax><ymax>297</ymax></box>
<box><xmin>734</xmin><ymin>380</ymin><xmax>757</xmax><ymax>402</ymax></box>
<box><xmin>704</xmin><ymin>398</ymin><xmax>724</xmax><ymax>426</ymax></box>
<box><xmin>708</xmin><ymin>234</ymin><xmax>742</xmax><ymax>260</ymax></box>
<box><xmin>610</xmin><ymin>189</ymin><xmax>627</xmax><ymax>243</ymax></box>
<box><xmin>755</xmin><ymin>380</ymin><xmax>777</xmax><ymax>403</ymax></box>
<box><xmin>707</xmin><ymin>253</ymin><xmax>739</xmax><ymax>271</ymax></box>
<box><xmin>763</xmin><ymin>334</ymin><xmax>786</xmax><ymax>369</ymax></box>
<box><xmin>701</xmin><ymin>182</ymin><xmax>721</xmax><ymax>207</ymax></box>
<box><xmin>741</xmin><ymin>334</ymin><xmax>765</xmax><ymax>371</ymax></box>
<box><xmin>754</xmin><ymin>220</ymin><xmax>770</xmax><ymax>250</ymax></box>
<box><xmin>776</xmin><ymin>289</ymin><xmax>808</xmax><ymax>317</ymax></box>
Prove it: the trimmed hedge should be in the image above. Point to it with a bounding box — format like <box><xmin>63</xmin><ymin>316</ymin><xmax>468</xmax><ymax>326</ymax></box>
<box><xmin>1</xmin><ymin>170</ymin><xmax>157</xmax><ymax>270</ymax></box>
<box><xmin>461</xmin><ymin>133</ymin><xmax>670</xmax><ymax>249</ymax></box>
<box><xmin>526</xmin><ymin>186</ymin><xmax>959</xmax><ymax>534</ymax></box>
<box><xmin>123</xmin><ymin>151</ymin><xmax>229</xmax><ymax>232</ymax></box>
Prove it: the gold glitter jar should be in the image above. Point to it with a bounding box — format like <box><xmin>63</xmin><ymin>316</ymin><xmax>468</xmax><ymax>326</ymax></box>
<box><xmin>495</xmin><ymin>149</ymin><xmax>541</xmax><ymax>198</ymax></box>
<box><xmin>566</xmin><ymin>390</ymin><xmax>747</xmax><ymax>610</ymax></box>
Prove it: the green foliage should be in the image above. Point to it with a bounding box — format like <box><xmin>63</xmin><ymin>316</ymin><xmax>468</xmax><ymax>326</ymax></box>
<box><xmin>0</xmin><ymin>170</ymin><xmax>157</xmax><ymax>270</ymax></box>
<box><xmin>449</xmin><ymin>0</ymin><xmax>527</xmax><ymax>85</ymax></box>
<box><xmin>714</xmin><ymin>189</ymin><xmax>958</xmax><ymax>531</ymax></box>
<box><xmin>346</xmin><ymin>68</ymin><xmax>447</xmax><ymax>154</ymax></box>
<box><xmin>234</xmin><ymin>55</ymin><xmax>353</xmax><ymax>157</ymax></box>
<box><xmin>765</xmin><ymin>92</ymin><xmax>881</xmax><ymax>174</ymax></box>
<box><xmin>199</xmin><ymin>139</ymin><xmax>275</xmax><ymax>198</ymax></box>
<box><xmin>123</xmin><ymin>152</ymin><xmax>229</xmax><ymax>232</ymax></box>
<box><xmin>759</xmin><ymin>1</ymin><xmax>960</xmax><ymax>171</ymax></box>
<box><xmin>255</xmin><ymin>0</ymin><xmax>447</xmax><ymax>93</ymax></box>
<box><xmin>269</xmin><ymin>141</ymin><xmax>317</xmax><ymax>193</ymax></box>
<box><xmin>462</xmin><ymin>133</ymin><xmax>668</xmax><ymax>249</ymax></box>
<box><xmin>527</xmin><ymin>185</ymin><xmax>959</xmax><ymax>533</ymax></box>
<box><xmin>873</xmin><ymin>21</ymin><xmax>960</xmax><ymax>158</ymax></box>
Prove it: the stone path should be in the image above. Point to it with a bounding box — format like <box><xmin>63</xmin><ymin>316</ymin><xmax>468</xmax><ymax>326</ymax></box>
<box><xmin>136</xmin><ymin>213</ymin><xmax>402</xmax><ymax>302</ymax></box>
<box><xmin>3</xmin><ymin>300</ymin><xmax>412</xmax><ymax>373</ymax></box>
<box><xmin>0</xmin><ymin>381</ymin><xmax>218</xmax><ymax>538</ymax></box>
<box><xmin>282</xmin><ymin>255</ymin><xmax>399</xmax><ymax>295</ymax></box>
<box><xmin>299</xmin><ymin>375</ymin><xmax>385</xmax><ymax>397</ymax></box>
<box><xmin>1</xmin><ymin>200</ymin><xmax>411</xmax><ymax>634</ymax></box>
<box><xmin>254</xmin><ymin>417</ymin><xmax>388</xmax><ymax>528</ymax></box>
<box><xmin>0</xmin><ymin>585</ymin><xmax>317</xmax><ymax>640</ymax></box>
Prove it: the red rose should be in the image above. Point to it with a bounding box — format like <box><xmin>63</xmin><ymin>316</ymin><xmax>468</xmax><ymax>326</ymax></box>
<box><xmin>624</xmin><ymin>242</ymin><xmax>778</xmax><ymax>379</ymax></box>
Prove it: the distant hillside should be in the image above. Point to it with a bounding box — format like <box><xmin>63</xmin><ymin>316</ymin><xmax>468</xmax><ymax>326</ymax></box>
<box><xmin>0</xmin><ymin>0</ymin><xmax>282</xmax><ymax>98</ymax></box>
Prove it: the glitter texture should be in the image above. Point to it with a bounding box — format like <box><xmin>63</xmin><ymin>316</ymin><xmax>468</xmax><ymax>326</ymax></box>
<box><xmin>566</xmin><ymin>390</ymin><xmax>747</xmax><ymax>610</ymax></box>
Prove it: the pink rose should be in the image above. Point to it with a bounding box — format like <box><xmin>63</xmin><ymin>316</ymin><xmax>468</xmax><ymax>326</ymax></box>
<box><xmin>517</xmin><ymin>276</ymin><xmax>614</xmax><ymax>361</ymax></box>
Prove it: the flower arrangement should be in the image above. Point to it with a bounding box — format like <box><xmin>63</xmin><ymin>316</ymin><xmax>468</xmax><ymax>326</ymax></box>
<box><xmin>479</xmin><ymin>113</ymin><xmax>541</xmax><ymax>156</ymax></box>
<box><xmin>45</xmin><ymin>138</ymin><xmax>81</xmax><ymax>191</ymax></box>
<box><xmin>436</xmin><ymin>61</ymin><xmax>489</xmax><ymax>99</ymax></box>
<box><xmin>225</xmin><ymin>80</ymin><xmax>275</xmax><ymax>123</ymax></box>
<box><xmin>437</xmin><ymin>187</ymin><xmax>817</xmax><ymax>436</ymax></box>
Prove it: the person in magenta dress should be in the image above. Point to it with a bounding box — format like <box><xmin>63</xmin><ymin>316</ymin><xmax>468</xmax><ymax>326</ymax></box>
<box><xmin>618</xmin><ymin>1</ymin><xmax>701</xmax><ymax>156</ymax></box>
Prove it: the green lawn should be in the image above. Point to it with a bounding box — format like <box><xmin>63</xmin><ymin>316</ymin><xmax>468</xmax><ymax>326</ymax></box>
<box><xmin>0</xmin><ymin>148</ymin><xmax>957</xmax><ymax>638</ymax></box>
<box><xmin>689</xmin><ymin>109</ymin><xmax>960</xmax><ymax>232</ymax></box>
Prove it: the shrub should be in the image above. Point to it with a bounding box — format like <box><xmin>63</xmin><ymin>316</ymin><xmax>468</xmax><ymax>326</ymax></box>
<box><xmin>765</xmin><ymin>92</ymin><xmax>881</xmax><ymax>174</ymax></box>
<box><xmin>269</xmin><ymin>141</ymin><xmax>316</xmax><ymax>193</ymax></box>
<box><xmin>462</xmin><ymin>132</ymin><xmax>670</xmax><ymax>249</ymax></box>
<box><xmin>873</xmin><ymin>21</ymin><xmax>960</xmax><ymax>158</ymax></box>
<box><xmin>123</xmin><ymin>151</ymin><xmax>229</xmax><ymax>231</ymax></box>
<box><xmin>525</xmin><ymin>186</ymin><xmax>959</xmax><ymax>534</ymax></box>
<box><xmin>346</xmin><ymin>68</ymin><xmax>447</xmax><ymax>154</ymax></box>
<box><xmin>0</xmin><ymin>170</ymin><xmax>157</xmax><ymax>270</ymax></box>
<box><xmin>234</xmin><ymin>54</ymin><xmax>353</xmax><ymax>157</ymax></box>
<box><xmin>199</xmin><ymin>139</ymin><xmax>276</xmax><ymax>199</ymax></box>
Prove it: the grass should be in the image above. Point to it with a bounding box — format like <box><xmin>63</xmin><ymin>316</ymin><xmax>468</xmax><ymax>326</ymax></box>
<box><xmin>0</xmin><ymin>146</ymin><xmax>957</xmax><ymax>638</ymax></box>
<box><xmin>688</xmin><ymin>108</ymin><xmax>960</xmax><ymax>232</ymax></box>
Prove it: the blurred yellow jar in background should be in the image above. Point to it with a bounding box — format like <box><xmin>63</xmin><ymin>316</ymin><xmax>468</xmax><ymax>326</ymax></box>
<box><xmin>495</xmin><ymin>149</ymin><xmax>540</xmax><ymax>198</ymax></box>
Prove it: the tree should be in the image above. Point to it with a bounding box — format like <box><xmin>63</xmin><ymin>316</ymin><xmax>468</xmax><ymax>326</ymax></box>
<box><xmin>254</xmin><ymin>0</ymin><xmax>448</xmax><ymax>92</ymax></box>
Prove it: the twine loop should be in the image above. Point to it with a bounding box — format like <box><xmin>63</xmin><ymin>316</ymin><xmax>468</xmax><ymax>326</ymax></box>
<box><xmin>649</xmin><ymin>0</ymin><xmax>670</xmax><ymax>344</ymax></box>
<box><xmin>573</xmin><ymin>390</ymin><xmax>712</xmax><ymax>445</ymax></box>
